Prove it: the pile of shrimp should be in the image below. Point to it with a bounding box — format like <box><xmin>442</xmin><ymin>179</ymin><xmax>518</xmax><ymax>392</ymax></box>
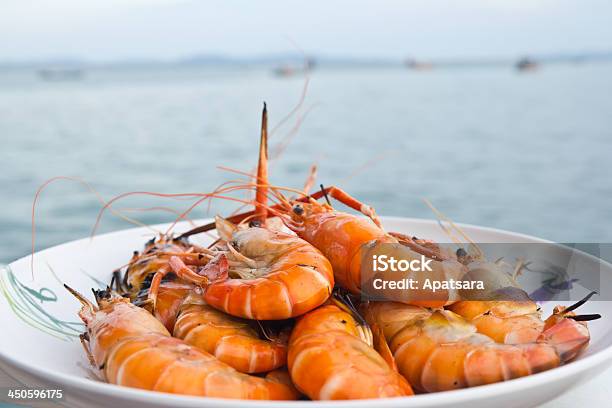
<box><xmin>65</xmin><ymin>105</ymin><xmax>599</xmax><ymax>400</ymax></box>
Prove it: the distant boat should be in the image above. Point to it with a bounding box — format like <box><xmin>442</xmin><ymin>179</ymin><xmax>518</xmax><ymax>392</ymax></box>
<box><xmin>37</xmin><ymin>67</ymin><xmax>84</xmax><ymax>81</ymax></box>
<box><xmin>272</xmin><ymin>58</ymin><xmax>316</xmax><ymax>78</ymax></box>
<box><xmin>405</xmin><ymin>59</ymin><xmax>433</xmax><ymax>71</ymax></box>
<box><xmin>515</xmin><ymin>57</ymin><xmax>539</xmax><ymax>72</ymax></box>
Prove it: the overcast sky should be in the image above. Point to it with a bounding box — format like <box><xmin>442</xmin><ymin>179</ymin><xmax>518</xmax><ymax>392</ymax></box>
<box><xmin>1</xmin><ymin>0</ymin><xmax>610</xmax><ymax>62</ymax></box>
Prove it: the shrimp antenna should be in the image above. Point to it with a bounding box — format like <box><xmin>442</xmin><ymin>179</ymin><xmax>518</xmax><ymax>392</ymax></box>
<box><xmin>256</xmin><ymin>320</ymin><xmax>275</xmax><ymax>342</ymax></box>
<box><xmin>175</xmin><ymin>183</ymin><xmax>313</xmax><ymax>239</ymax></box>
<box><xmin>270</xmin><ymin>103</ymin><xmax>318</xmax><ymax>161</ymax></box>
<box><xmin>269</xmin><ymin>41</ymin><xmax>310</xmax><ymax>137</ymax></box>
<box><xmin>31</xmin><ymin>176</ymin><xmax>160</xmax><ymax>279</ymax></box>
<box><xmin>423</xmin><ymin>198</ymin><xmax>483</xmax><ymax>259</ymax></box>
<box><xmin>302</xmin><ymin>164</ymin><xmax>317</xmax><ymax>194</ymax></box>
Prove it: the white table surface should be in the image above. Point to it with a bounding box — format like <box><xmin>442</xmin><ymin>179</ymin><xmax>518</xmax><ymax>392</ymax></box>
<box><xmin>1</xmin><ymin>363</ymin><xmax>610</xmax><ymax>407</ymax></box>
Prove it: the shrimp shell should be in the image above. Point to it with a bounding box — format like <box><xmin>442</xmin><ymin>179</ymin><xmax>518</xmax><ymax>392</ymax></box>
<box><xmin>204</xmin><ymin>225</ymin><xmax>334</xmax><ymax>320</ymax></box>
<box><xmin>365</xmin><ymin>301</ymin><xmax>591</xmax><ymax>392</ymax></box>
<box><xmin>288</xmin><ymin>304</ymin><xmax>413</xmax><ymax>399</ymax></box>
<box><xmin>69</xmin><ymin>287</ymin><xmax>299</xmax><ymax>400</ymax></box>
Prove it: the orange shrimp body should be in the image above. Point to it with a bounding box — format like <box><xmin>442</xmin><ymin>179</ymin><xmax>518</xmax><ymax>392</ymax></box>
<box><xmin>285</xmin><ymin>201</ymin><xmax>464</xmax><ymax>307</ymax></box>
<box><xmin>173</xmin><ymin>291</ymin><xmax>288</xmax><ymax>373</ymax></box>
<box><xmin>288</xmin><ymin>304</ymin><xmax>413</xmax><ymax>400</ymax></box>
<box><xmin>69</xmin><ymin>287</ymin><xmax>299</xmax><ymax>400</ymax></box>
<box><xmin>365</xmin><ymin>301</ymin><xmax>591</xmax><ymax>392</ymax></box>
<box><xmin>203</xmin><ymin>220</ymin><xmax>334</xmax><ymax>320</ymax></box>
<box><xmin>448</xmin><ymin>299</ymin><xmax>545</xmax><ymax>344</ymax></box>
<box><xmin>296</xmin><ymin>211</ymin><xmax>392</xmax><ymax>294</ymax></box>
<box><xmin>444</xmin><ymin>260</ymin><xmax>544</xmax><ymax>344</ymax></box>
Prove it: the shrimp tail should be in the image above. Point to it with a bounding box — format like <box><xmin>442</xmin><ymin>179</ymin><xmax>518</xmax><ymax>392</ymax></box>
<box><xmin>539</xmin><ymin>316</ymin><xmax>591</xmax><ymax>363</ymax></box>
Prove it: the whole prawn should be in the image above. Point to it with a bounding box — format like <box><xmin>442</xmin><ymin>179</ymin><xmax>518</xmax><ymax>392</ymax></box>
<box><xmin>447</xmin><ymin>258</ymin><xmax>549</xmax><ymax>344</ymax></box>
<box><xmin>387</xmin><ymin>229</ymin><xmax>601</xmax><ymax>345</ymax></box>
<box><xmin>288</xmin><ymin>299</ymin><xmax>413</xmax><ymax>399</ymax></box>
<box><xmin>365</xmin><ymin>300</ymin><xmax>593</xmax><ymax>392</ymax></box>
<box><xmin>159</xmin><ymin>216</ymin><xmax>334</xmax><ymax>320</ymax></box>
<box><xmin>65</xmin><ymin>285</ymin><xmax>299</xmax><ymax>400</ymax></box>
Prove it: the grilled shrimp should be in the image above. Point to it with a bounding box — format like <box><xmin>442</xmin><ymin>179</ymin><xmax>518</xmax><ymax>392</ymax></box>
<box><xmin>365</xmin><ymin>301</ymin><xmax>593</xmax><ymax>392</ymax></box>
<box><xmin>122</xmin><ymin>234</ymin><xmax>192</xmax><ymax>300</ymax></box>
<box><xmin>113</xmin><ymin>235</ymin><xmax>202</xmax><ymax>330</ymax></box>
<box><xmin>65</xmin><ymin>285</ymin><xmax>299</xmax><ymax>400</ymax></box>
<box><xmin>160</xmin><ymin>216</ymin><xmax>334</xmax><ymax>320</ymax></box>
<box><xmin>288</xmin><ymin>302</ymin><xmax>413</xmax><ymax>399</ymax></box>
<box><xmin>422</xmin><ymin>245</ymin><xmax>602</xmax><ymax>345</ymax></box>
<box><xmin>173</xmin><ymin>289</ymin><xmax>288</xmax><ymax>373</ymax></box>
<box><xmin>449</xmin><ymin>290</ymin><xmax>600</xmax><ymax>345</ymax></box>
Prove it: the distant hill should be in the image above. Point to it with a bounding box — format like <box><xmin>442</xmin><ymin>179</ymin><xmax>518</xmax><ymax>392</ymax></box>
<box><xmin>1</xmin><ymin>50</ymin><xmax>611</xmax><ymax>70</ymax></box>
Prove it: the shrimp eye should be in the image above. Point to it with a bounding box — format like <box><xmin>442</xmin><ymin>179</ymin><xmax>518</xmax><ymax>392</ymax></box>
<box><xmin>249</xmin><ymin>220</ymin><xmax>262</xmax><ymax>227</ymax></box>
<box><xmin>292</xmin><ymin>204</ymin><xmax>304</xmax><ymax>215</ymax></box>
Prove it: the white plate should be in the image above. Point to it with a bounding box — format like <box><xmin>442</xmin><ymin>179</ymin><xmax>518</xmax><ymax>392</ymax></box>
<box><xmin>1</xmin><ymin>217</ymin><xmax>611</xmax><ymax>408</ymax></box>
